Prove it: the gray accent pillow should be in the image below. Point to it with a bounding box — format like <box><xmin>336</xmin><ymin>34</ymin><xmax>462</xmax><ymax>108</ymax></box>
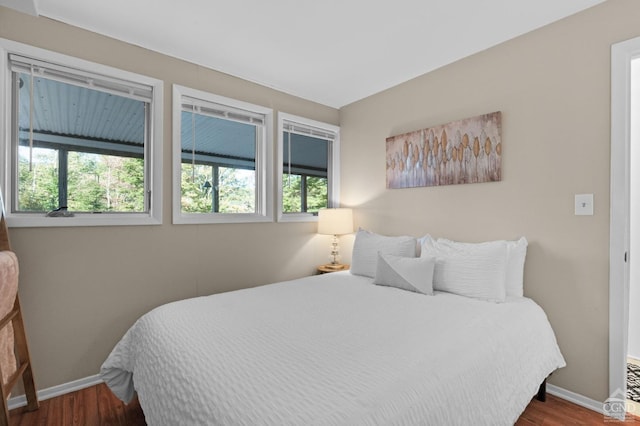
<box><xmin>350</xmin><ymin>229</ymin><xmax>417</xmax><ymax>278</ymax></box>
<box><xmin>373</xmin><ymin>253</ymin><xmax>435</xmax><ymax>295</ymax></box>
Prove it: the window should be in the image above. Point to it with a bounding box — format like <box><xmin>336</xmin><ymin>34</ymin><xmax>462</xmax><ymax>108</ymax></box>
<box><xmin>0</xmin><ymin>39</ymin><xmax>163</xmax><ymax>227</ymax></box>
<box><xmin>277</xmin><ymin>113</ymin><xmax>340</xmax><ymax>222</ymax></box>
<box><xmin>172</xmin><ymin>85</ymin><xmax>273</xmax><ymax>224</ymax></box>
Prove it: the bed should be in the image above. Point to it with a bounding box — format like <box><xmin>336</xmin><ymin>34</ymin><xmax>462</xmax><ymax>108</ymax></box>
<box><xmin>101</xmin><ymin>231</ymin><xmax>565</xmax><ymax>425</ymax></box>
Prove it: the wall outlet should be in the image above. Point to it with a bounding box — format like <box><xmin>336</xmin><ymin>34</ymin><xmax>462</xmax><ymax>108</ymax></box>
<box><xmin>575</xmin><ymin>194</ymin><xmax>594</xmax><ymax>216</ymax></box>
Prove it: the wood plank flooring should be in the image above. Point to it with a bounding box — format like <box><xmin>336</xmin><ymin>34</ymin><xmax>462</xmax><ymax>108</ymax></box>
<box><xmin>516</xmin><ymin>394</ymin><xmax>640</xmax><ymax>425</ymax></box>
<box><xmin>9</xmin><ymin>384</ymin><xmax>144</xmax><ymax>425</ymax></box>
<box><xmin>8</xmin><ymin>383</ymin><xmax>640</xmax><ymax>425</ymax></box>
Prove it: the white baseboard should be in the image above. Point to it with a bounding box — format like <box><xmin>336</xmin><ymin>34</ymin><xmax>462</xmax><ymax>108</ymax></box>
<box><xmin>547</xmin><ymin>383</ymin><xmax>604</xmax><ymax>414</ymax></box>
<box><xmin>7</xmin><ymin>374</ymin><xmax>103</xmax><ymax>410</ymax></box>
<box><xmin>4</xmin><ymin>375</ymin><xmax>613</xmax><ymax>420</ymax></box>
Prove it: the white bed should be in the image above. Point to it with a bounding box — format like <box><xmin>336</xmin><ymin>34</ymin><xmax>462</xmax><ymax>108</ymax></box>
<box><xmin>101</xmin><ymin>270</ymin><xmax>565</xmax><ymax>425</ymax></box>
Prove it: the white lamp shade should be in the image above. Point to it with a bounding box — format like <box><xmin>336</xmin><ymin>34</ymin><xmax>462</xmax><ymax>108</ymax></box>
<box><xmin>317</xmin><ymin>208</ymin><xmax>353</xmax><ymax>235</ymax></box>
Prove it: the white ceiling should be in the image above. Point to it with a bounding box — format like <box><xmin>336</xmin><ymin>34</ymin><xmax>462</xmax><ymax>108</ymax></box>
<box><xmin>3</xmin><ymin>0</ymin><xmax>605</xmax><ymax>108</ymax></box>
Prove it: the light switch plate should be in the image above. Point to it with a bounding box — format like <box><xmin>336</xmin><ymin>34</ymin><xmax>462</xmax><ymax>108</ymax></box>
<box><xmin>575</xmin><ymin>194</ymin><xmax>594</xmax><ymax>216</ymax></box>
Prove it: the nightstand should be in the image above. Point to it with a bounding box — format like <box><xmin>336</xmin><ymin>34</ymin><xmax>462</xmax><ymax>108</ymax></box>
<box><xmin>317</xmin><ymin>264</ymin><xmax>350</xmax><ymax>274</ymax></box>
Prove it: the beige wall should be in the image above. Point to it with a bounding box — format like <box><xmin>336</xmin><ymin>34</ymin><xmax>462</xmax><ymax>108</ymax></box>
<box><xmin>0</xmin><ymin>8</ymin><xmax>339</xmax><ymax>391</ymax></box>
<box><xmin>340</xmin><ymin>0</ymin><xmax>640</xmax><ymax>402</ymax></box>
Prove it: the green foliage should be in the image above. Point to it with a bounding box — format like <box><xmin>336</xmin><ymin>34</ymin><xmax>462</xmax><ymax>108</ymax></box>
<box><xmin>17</xmin><ymin>147</ymin><xmax>145</xmax><ymax>213</ymax></box>
<box><xmin>218</xmin><ymin>167</ymin><xmax>255</xmax><ymax>213</ymax></box>
<box><xmin>282</xmin><ymin>174</ymin><xmax>327</xmax><ymax>213</ymax></box>
<box><xmin>67</xmin><ymin>153</ymin><xmax>145</xmax><ymax>212</ymax></box>
<box><xmin>181</xmin><ymin>164</ymin><xmax>211</xmax><ymax>213</ymax></box>
<box><xmin>17</xmin><ymin>148</ymin><xmax>59</xmax><ymax>212</ymax></box>
<box><xmin>282</xmin><ymin>174</ymin><xmax>302</xmax><ymax>213</ymax></box>
<box><xmin>306</xmin><ymin>176</ymin><xmax>328</xmax><ymax>212</ymax></box>
<box><xmin>17</xmin><ymin>147</ymin><xmax>327</xmax><ymax>216</ymax></box>
<box><xmin>181</xmin><ymin>163</ymin><xmax>255</xmax><ymax>213</ymax></box>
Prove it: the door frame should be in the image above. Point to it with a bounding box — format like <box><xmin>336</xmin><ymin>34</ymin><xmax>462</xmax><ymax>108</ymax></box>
<box><xmin>610</xmin><ymin>36</ymin><xmax>640</xmax><ymax>404</ymax></box>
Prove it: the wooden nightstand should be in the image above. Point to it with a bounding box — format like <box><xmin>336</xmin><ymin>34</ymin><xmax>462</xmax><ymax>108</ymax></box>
<box><xmin>317</xmin><ymin>264</ymin><xmax>350</xmax><ymax>274</ymax></box>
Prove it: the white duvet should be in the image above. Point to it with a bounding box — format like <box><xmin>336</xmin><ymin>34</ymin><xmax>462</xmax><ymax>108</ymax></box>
<box><xmin>101</xmin><ymin>272</ymin><xmax>565</xmax><ymax>426</ymax></box>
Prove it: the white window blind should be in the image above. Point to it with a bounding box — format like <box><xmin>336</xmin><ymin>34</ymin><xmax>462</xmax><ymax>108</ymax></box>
<box><xmin>182</xmin><ymin>96</ymin><xmax>265</xmax><ymax>126</ymax></box>
<box><xmin>9</xmin><ymin>53</ymin><xmax>153</xmax><ymax>102</ymax></box>
<box><xmin>282</xmin><ymin>120</ymin><xmax>337</xmax><ymax>141</ymax></box>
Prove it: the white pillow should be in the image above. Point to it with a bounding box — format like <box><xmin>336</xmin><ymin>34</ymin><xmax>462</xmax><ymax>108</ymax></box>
<box><xmin>437</xmin><ymin>237</ymin><xmax>528</xmax><ymax>297</ymax></box>
<box><xmin>350</xmin><ymin>229</ymin><xmax>417</xmax><ymax>278</ymax></box>
<box><xmin>421</xmin><ymin>235</ymin><xmax>508</xmax><ymax>302</ymax></box>
<box><xmin>416</xmin><ymin>235</ymin><xmax>431</xmax><ymax>257</ymax></box>
<box><xmin>373</xmin><ymin>253</ymin><xmax>435</xmax><ymax>295</ymax></box>
<box><xmin>505</xmin><ymin>237</ymin><xmax>528</xmax><ymax>297</ymax></box>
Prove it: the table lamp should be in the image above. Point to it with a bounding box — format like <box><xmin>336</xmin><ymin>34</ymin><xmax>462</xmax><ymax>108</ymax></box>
<box><xmin>317</xmin><ymin>208</ymin><xmax>353</xmax><ymax>270</ymax></box>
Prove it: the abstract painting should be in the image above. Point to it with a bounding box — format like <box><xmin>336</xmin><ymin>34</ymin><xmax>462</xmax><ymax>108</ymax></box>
<box><xmin>386</xmin><ymin>111</ymin><xmax>502</xmax><ymax>189</ymax></box>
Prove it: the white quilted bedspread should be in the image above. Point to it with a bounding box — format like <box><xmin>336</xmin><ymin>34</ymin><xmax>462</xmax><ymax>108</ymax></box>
<box><xmin>101</xmin><ymin>272</ymin><xmax>565</xmax><ymax>425</ymax></box>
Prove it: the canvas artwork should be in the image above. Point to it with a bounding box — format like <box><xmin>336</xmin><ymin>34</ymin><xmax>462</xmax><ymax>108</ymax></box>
<box><xmin>386</xmin><ymin>111</ymin><xmax>502</xmax><ymax>189</ymax></box>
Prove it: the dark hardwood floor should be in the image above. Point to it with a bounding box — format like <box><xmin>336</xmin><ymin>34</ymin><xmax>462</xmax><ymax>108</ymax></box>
<box><xmin>516</xmin><ymin>395</ymin><xmax>640</xmax><ymax>425</ymax></box>
<box><xmin>8</xmin><ymin>383</ymin><xmax>640</xmax><ymax>425</ymax></box>
<box><xmin>9</xmin><ymin>384</ymin><xmax>144</xmax><ymax>426</ymax></box>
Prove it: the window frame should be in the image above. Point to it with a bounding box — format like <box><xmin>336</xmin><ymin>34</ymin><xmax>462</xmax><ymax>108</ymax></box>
<box><xmin>0</xmin><ymin>38</ymin><xmax>163</xmax><ymax>227</ymax></box>
<box><xmin>172</xmin><ymin>85</ymin><xmax>274</xmax><ymax>224</ymax></box>
<box><xmin>277</xmin><ymin>112</ymin><xmax>340</xmax><ymax>223</ymax></box>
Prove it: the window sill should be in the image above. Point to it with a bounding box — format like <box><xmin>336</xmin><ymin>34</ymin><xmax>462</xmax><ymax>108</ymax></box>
<box><xmin>172</xmin><ymin>212</ymin><xmax>273</xmax><ymax>225</ymax></box>
<box><xmin>277</xmin><ymin>212</ymin><xmax>319</xmax><ymax>223</ymax></box>
<box><xmin>6</xmin><ymin>213</ymin><xmax>162</xmax><ymax>228</ymax></box>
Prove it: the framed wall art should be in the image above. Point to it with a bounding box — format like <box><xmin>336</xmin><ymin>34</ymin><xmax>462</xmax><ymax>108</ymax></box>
<box><xmin>386</xmin><ymin>111</ymin><xmax>502</xmax><ymax>189</ymax></box>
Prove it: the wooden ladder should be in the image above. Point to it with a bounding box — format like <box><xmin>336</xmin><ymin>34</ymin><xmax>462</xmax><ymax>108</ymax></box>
<box><xmin>0</xmin><ymin>211</ymin><xmax>38</xmax><ymax>425</ymax></box>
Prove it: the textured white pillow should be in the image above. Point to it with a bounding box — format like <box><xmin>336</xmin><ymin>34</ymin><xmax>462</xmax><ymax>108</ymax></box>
<box><xmin>416</xmin><ymin>235</ymin><xmax>431</xmax><ymax>257</ymax></box>
<box><xmin>437</xmin><ymin>237</ymin><xmax>528</xmax><ymax>297</ymax></box>
<box><xmin>421</xmin><ymin>235</ymin><xmax>508</xmax><ymax>302</ymax></box>
<box><xmin>505</xmin><ymin>237</ymin><xmax>528</xmax><ymax>297</ymax></box>
<box><xmin>373</xmin><ymin>253</ymin><xmax>435</xmax><ymax>295</ymax></box>
<box><xmin>350</xmin><ymin>229</ymin><xmax>417</xmax><ymax>278</ymax></box>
